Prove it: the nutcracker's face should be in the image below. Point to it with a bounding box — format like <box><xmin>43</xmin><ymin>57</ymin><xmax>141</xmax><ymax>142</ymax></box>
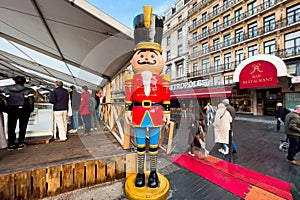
<box><xmin>131</xmin><ymin>49</ymin><xmax>165</xmax><ymax>74</ymax></box>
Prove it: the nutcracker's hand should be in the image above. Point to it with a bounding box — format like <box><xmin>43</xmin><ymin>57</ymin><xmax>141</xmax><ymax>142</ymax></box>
<box><xmin>163</xmin><ymin>113</ymin><xmax>170</xmax><ymax>125</ymax></box>
<box><xmin>125</xmin><ymin>111</ymin><xmax>132</xmax><ymax>124</ymax></box>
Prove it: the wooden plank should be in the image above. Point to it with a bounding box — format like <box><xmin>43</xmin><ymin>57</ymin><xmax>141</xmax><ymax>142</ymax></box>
<box><xmin>125</xmin><ymin>153</ymin><xmax>137</xmax><ymax>178</ymax></box>
<box><xmin>73</xmin><ymin>162</ymin><xmax>85</xmax><ymax>189</ymax></box>
<box><xmin>114</xmin><ymin>156</ymin><xmax>125</xmax><ymax>179</ymax></box>
<box><xmin>167</xmin><ymin>122</ymin><xmax>175</xmax><ymax>155</ymax></box>
<box><xmin>123</xmin><ymin>115</ymin><xmax>131</xmax><ymax>149</ymax></box>
<box><xmin>31</xmin><ymin>168</ymin><xmax>47</xmax><ymax>199</ymax></box>
<box><xmin>96</xmin><ymin>160</ymin><xmax>106</xmax><ymax>184</ymax></box>
<box><xmin>46</xmin><ymin>166</ymin><xmax>61</xmax><ymax>197</ymax></box>
<box><xmin>61</xmin><ymin>164</ymin><xmax>73</xmax><ymax>193</ymax></box>
<box><xmin>15</xmin><ymin>171</ymin><xmax>31</xmax><ymax>199</ymax></box>
<box><xmin>85</xmin><ymin>161</ymin><xmax>96</xmax><ymax>187</ymax></box>
<box><xmin>0</xmin><ymin>174</ymin><xmax>14</xmax><ymax>200</ymax></box>
<box><xmin>106</xmin><ymin>158</ymin><xmax>116</xmax><ymax>181</ymax></box>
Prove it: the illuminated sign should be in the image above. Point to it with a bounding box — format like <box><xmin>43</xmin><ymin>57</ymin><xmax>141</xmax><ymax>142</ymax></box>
<box><xmin>239</xmin><ymin>61</ymin><xmax>277</xmax><ymax>89</ymax></box>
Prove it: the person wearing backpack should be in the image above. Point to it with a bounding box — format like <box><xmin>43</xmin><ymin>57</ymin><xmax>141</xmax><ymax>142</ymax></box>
<box><xmin>3</xmin><ymin>76</ymin><xmax>35</xmax><ymax>150</ymax></box>
<box><xmin>79</xmin><ymin>86</ymin><xmax>92</xmax><ymax>137</ymax></box>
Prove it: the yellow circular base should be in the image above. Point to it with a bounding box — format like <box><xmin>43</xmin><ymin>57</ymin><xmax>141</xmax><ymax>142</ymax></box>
<box><xmin>125</xmin><ymin>172</ymin><xmax>170</xmax><ymax>200</ymax></box>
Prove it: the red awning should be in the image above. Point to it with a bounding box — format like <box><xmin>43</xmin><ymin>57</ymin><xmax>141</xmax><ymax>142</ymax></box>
<box><xmin>170</xmin><ymin>86</ymin><xmax>233</xmax><ymax>99</ymax></box>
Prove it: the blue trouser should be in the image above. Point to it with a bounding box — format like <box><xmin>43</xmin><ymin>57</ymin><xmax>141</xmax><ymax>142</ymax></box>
<box><xmin>82</xmin><ymin>114</ymin><xmax>91</xmax><ymax>133</ymax></box>
<box><xmin>71</xmin><ymin>109</ymin><xmax>79</xmax><ymax>130</ymax></box>
<box><xmin>135</xmin><ymin>127</ymin><xmax>160</xmax><ymax>147</ymax></box>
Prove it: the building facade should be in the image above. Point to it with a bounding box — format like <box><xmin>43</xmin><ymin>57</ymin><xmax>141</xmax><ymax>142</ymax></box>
<box><xmin>168</xmin><ymin>0</ymin><xmax>300</xmax><ymax>115</ymax></box>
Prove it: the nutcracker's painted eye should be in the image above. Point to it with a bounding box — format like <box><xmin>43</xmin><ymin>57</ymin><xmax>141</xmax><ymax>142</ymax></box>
<box><xmin>140</xmin><ymin>55</ymin><xmax>144</xmax><ymax>58</ymax></box>
<box><xmin>151</xmin><ymin>55</ymin><xmax>155</xmax><ymax>59</ymax></box>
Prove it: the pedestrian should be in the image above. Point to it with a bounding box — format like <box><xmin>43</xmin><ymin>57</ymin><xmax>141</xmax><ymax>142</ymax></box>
<box><xmin>188</xmin><ymin>120</ymin><xmax>209</xmax><ymax>157</ymax></box>
<box><xmin>275</xmin><ymin>102</ymin><xmax>290</xmax><ymax>132</ymax></box>
<box><xmin>91</xmin><ymin>90</ymin><xmax>99</xmax><ymax>130</ymax></box>
<box><xmin>222</xmin><ymin>98</ymin><xmax>238</xmax><ymax>154</ymax></box>
<box><xmin>204</xmin><ymin>102</ymin><xmax>215</xmax><ymax>126</ymax></box>
<box><xmin>3</xmin><ymin>76</ymin><xmax>35</xmax><ymax>150</ymax></box>
<box><xmin>50</xmin><ymin>80</ymin><xmax>69</xmax><ymax>142</ymax></box>
<box><xmin>284</xmin><ymin>105</ymin><xmax>300</xmax><ymax>166</ymax></box>
<box><xmin>0</xmin><ymin>91</ymin><xmax>7</xmax><ymax>149</ymax></box>
<box><xmin>213</xmin><ymin>103</ymin><xmax>232</xmax><ymax>155</ymax></box>
<box><xmin>68</xmin><ymin>86</ymin><xmax>81</xmax><ymax>134</ymax></box>
<box><xmin>80</xmin><ymin>86</ymin><xmax>92</xmax><ymax>137</ymax></box>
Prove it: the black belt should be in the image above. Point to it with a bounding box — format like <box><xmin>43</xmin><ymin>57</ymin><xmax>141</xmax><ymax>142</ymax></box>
<box><xmin>133</xmin><ymin>101</ymin><xmax>161</xmax><ymax>108</ymax></box>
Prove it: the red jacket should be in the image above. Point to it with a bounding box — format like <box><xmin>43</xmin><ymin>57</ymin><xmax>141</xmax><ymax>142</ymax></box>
<box><xmin>79</xmin><ymin>91</ymin><xmax>91</xmax><ymax>116</ymax></box>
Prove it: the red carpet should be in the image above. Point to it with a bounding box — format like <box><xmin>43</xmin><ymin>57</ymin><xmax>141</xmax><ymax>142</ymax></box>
<box><xmin>171</xmin><ymin>153</ymin><xmax>292</xmax><ymax>200</ymax></box>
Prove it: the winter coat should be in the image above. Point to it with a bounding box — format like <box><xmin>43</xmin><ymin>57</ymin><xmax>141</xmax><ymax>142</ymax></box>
<box><xmin>79</xmin><ymin>91</ymin><xmax>91</xmax><ymax>116</ymax></box>
<box><xmin>213</xmin><ymin>106</ymin><xmax>232</xmax><ymax>144</ymax></box>
<box><xmin>49</xmin><ymin>87</ymin><xmax>69</xmax><ymax>111</ymax></box>
<box><xmin>284</xmin><ymin>112</ymin><xmax>300</xmax><ymax>138</ymax></box>
<box><xmin>275</xmin><ymin>106</ymin><xmax>290</xmax><ymax>122</ymax></box>
<box><xmin>70</xmin><ymin>90</ymin><xmax>81</xmax><ymax>110</ymax></box>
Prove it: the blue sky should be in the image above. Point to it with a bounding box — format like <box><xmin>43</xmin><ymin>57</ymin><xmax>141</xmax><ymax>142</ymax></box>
<box><xmin>87</xmin><ymin>0</ymin><xmax>178</xmax><ymax>28</ymax></box>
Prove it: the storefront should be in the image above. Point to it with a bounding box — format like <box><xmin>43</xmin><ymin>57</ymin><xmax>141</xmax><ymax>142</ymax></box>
<box><xmin>233</xmin><ymin>54</ymin><xmax>291</xmax><ymax>115</ymax></box>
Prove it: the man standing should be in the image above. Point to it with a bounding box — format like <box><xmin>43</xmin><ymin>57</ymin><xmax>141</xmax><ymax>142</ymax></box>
<box><xmin>284</xmin><ymin>105</ymin><xmax>300</xmax><ymax>166</ymax></box>
<box><xmin>4</xmin><ymin>76</ymin><xmax>34</xmax><ymax>150</ymax></box>
<box><xmin>68</xmin><ymin>86</ymin><xmax>81</xmax><ymax>133</ymax></box>
<box><xmin>50</xmin><ymin>80</ymin><xmax>69</xmax><ymax>142</ymax></box>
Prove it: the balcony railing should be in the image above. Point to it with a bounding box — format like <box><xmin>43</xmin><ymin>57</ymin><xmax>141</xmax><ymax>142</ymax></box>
<box><xmin>188</xmin><ymin>0</ymin><xmax>286</xmax><ymax>32</ymax></box>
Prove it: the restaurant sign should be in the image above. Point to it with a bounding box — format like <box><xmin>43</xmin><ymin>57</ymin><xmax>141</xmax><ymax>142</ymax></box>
<box><xmin>239</xmin><ymin>60</ymin><xmax>277</xmax><ymax>89</ymax></box>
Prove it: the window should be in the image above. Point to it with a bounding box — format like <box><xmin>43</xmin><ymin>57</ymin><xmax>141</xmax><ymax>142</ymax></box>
<box><xmin>213</xmin><ymin>76</ymin><xmax>222</xmax><ymax>85</ymax></box>
<box><xmin>247</xmin><ymin>1</ymin><xmax>257</xmax><ymax>16</ymax></box>
<box><xmin>202</xmin><ymin>27</ymin><xmax>208</xmax><ymax>37</ymax></box>
<box><xmin>202</xmin><ymin>12</ymin><xmax>208</xmax><ymax>23</ymax></box>
<box><xmin>167</xmin><ymin>36</ymin><xmax>171</xmax><ymax>46</ymax></box>
<box><xmin>224</xmin><ymin>53</ymin><xmax>232</xmax><ymax>70</ymax></box>
<box><xmin>223</xmin><ymin>0</ymin><xmax>231</xmax><ymax>10</ymax></box>
<box><xmin>202</xmin><ymin>42</ymin><xmax>209</xmax><ymax>54</ymax></box>
<box><xmin>178</xmin><ymin>45</ymin><xmax>183</xmax><ymax>56</ymax></box>
<box><xmin>213</xmin><ymin>38</ymin><xmax>220</xmax><ymax>51</ymax></box>
<box><xmin>264</xmin><ymin>39</ymin><xmax>276</xmax><ymax>55</ymax></box>
<box><xmin>193</xmin><ymin>18</ymin><xmax>198</xmax><ymax>28</ymax></box>
<box><xmin>193</xmin><ymin>63</ymin><xmax>198</xmax><ymax>75</ymax></box>
<box><xmin>213</xmin><ymin>4</ymin><xmax>220</xmax><ymax>16</ymax></box>
<box><xmin>235</xmin><ymin>49</ymin><xmax>244</xmax><ymax>66</ymax></box>
<box><xmin>235</xmin><ymin>8</ymin><xmax>243</xmax><ymax>23</ymax></box>
<box><xmin>224</xmin><ymin>75</ymin><xmax>233</xmax><ymax>84</ymax></box>
<box><xmin>223</xmin><ymin>14</ymin><xmax>231</xmax><ymax>28</ymax></box>
<box><xmin>285</xmin><ymin>31</ymin><xmax>300</xmax><ymax>57</ymax></box>
<box><xmin>193</xmin><ymin>46</ymin><xmax>198</xmax><ymax>58</ymax></box>
<box><xmin>248</xmin><ymin>45</ymin><xmax>258</xmax><ymax>57</ymax></box>
<box><xmin>248</xmin><ymin>22</ymin><xmax>258</xmax><ymax>39</ymax></box>
<box><xmin>193</xmin><ymin>32</ymin><xmax>198</xmax><ymax>42</ymax></box>
<box><xmin>264</xmin><ymin>14</ymin><xmax>276</xmax><ymax>33</ymax></box>
<box><xmin>263</xmin><ymin>0</ymin><xmax>275</xmax><ymax>9</ymax></box>
<box><xmin>167</xmin><ymin>24</ymin><xmax>171</xmax><ymax>29</ymax></box>
<box><xmin>235</xmin><ymin>28</ymin><xmax>244</xmax><ymax>43</ymax></box>
<box><xmin>202</xmin><ymin>58</ymin><xmax>210</xmax><ymax>74</ymax></box>
<box><xmin>165</xmin><ymin>65</ymin><xmax>171</xmax><ymax>75</ymax></box>
<box><xmin>176</xmin><ymin>63</ymin><xmax>183</xmax><ymax>78</ymax></box>
<box><xmin>213</xmin><ymin>20</ymin><xmax>220</xmax><ymax>33</ymax></box>
<box><xmin>287</xmin><ymin>4</ymin><xmax>300</xmax><ymax>25</ymax></box>
<box><xmin>178</xmin><ymin>28</ymin><xmax>183</xmax><ymax>39</ymax></box>
<box><xmin>178</xmin><ymin>15</ymin><xmax>183</xmax><ymax>22</ymax></box>
<box><xmin>214</xmin><ymin>56</ymin><xmax>221</xmax><ymax>72</ymax></box>
<box><xmin>224</xmin><ymin>34</ymin><xmax>231</xmax><ymax>47</ymax></box>
<box><xmin>177</xmin><ymin>1</ymin><xmax>184</xmax><ymax>10</ymax></box>
<box><xmin>166</xmin><ymin>11</ymin><xmax>172</xmax><ymax>20</ymax></box>
<box><xmin>167</xmin><ymin>51</ymin><xmax>171</xmax><ymax>61</ymax></box>
<box><xmin>287</xmin><ymin>63</ymin><xmax>297</xmax><ymax>75</ymax></box>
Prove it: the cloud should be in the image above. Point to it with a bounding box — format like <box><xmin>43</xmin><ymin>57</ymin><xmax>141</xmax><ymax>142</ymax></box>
<box><xmin>153</xmin><ymin>0</ymin><xmax>176</xmax><ymax>15</ymax></box>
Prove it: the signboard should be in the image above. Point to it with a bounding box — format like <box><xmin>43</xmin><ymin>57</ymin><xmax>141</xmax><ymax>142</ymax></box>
<box><xmin>285</xmin><ymin>92</ymin><xmax>300</xmax><ymax>110</ymax></box>
<box><xmin>170</xmin><ymin>79</ymin><xmax>210</xmax><ymax>91</ymax></box>
<box><xmin>239</xmin><ymin>61</ymin><xmax>278</xmax><ymax>89</ymax></box>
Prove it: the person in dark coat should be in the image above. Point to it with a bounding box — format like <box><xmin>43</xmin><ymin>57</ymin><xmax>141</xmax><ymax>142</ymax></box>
<box><xmin>69</xmin><ymin>86</ymin><xmax>81</xmax><ymax>133</ymax></box>
<box><xmin>275</xmin><ymin>102</ymin><xmax>290</xmax><ymax>132</ymax></box>
<box><xmin>3</xmin><ymin>76</ymin><xmax>35</xmax><ymax>150</ymax></box>
<box><xmin>50</xmin><ymin>80</ymin><xmax>69</xmax><ymax>142</ymax></box>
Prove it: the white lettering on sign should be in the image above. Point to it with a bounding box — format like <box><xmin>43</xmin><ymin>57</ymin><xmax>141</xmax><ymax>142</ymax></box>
<box><xmin>170</xmin><ymin>79</ymin><xmax>210</xmax><ymax>91</ymax></box>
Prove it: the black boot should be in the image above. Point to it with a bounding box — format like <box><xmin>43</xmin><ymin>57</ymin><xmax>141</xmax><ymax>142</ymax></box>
<box><xmin>135</xmin><ymin>173</ymin><xmax>145</xmax><ymax>187</ymax></box>
<box><xmin>148</xmin><ymin>171</ymin><xmax>159</xmax><ymax>188</ymax></box>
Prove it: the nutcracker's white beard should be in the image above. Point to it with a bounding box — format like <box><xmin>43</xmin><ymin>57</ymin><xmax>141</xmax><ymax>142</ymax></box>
<box><xmin>141</xmin><ymin>71</ymin><xmax>152</xmax><ymax>97</ymax></box>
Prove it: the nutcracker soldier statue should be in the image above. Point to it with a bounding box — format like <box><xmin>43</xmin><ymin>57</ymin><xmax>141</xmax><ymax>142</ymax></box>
<box><xmin>125</xmin><ymin>5</ymin><xmax>170</xmax><ymax>199</ymax></box>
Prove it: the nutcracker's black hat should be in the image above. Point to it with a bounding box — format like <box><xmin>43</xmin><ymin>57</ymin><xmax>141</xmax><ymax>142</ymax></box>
<box><xmin>133</xmin><ymin>6</ymin><xmax>163</xmax><ymax>53</ymax></box>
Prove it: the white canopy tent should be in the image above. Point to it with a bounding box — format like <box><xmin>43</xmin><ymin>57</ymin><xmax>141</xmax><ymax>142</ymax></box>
<box><xmin>0</xmin><ymin>0</ymin><xmax>135</xmax><ymax>89</ymax></box>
